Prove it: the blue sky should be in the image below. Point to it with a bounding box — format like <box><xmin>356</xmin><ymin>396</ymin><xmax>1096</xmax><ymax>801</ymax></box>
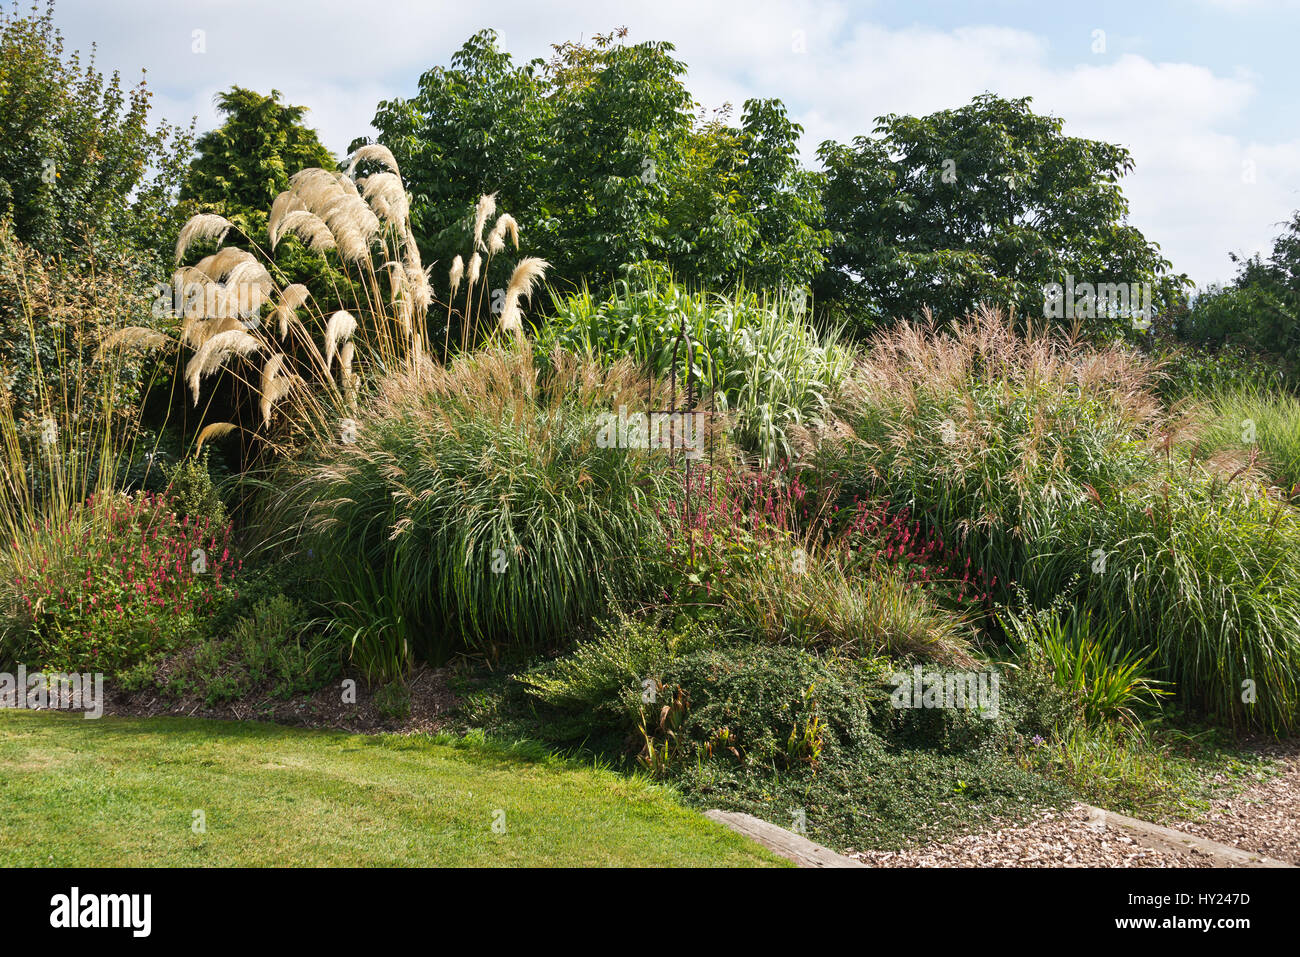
<box><xmin>46</xmin><ymin>0</ymin><xmax>1300</xmax><ymax>286</ymax></box>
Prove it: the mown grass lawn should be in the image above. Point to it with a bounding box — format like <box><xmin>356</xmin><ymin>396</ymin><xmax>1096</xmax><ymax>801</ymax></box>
<box><xmin>0</xmin><ymin>712</ymin><xmax>786</xmax><ymax>867</ymax></box>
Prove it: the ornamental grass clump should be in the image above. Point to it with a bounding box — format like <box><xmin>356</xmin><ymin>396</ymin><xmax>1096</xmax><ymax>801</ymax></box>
<box><xmin>828</xmin><ymin>308</ymin><xmax>1300</xmax><ymax>732</ymax></box>
<box><xmin>285</xmin><ymin>346</ymin><xmax>690</xmax><ymax>675</ymax></box>
<box><xmin>541</xmin><ymin>274</ymin><xmax>849</xmax><ymax>465</ymax></box>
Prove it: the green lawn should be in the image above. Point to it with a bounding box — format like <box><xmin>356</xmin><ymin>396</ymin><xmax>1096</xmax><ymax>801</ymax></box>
<box><xmin>0</xmin><ymin>711</ymin><xmax>785</xmax><ymax>867</ymax></box>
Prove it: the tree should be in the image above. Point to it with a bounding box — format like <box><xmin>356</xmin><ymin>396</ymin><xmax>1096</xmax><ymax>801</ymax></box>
<box><xmin>362</xmin><ymin>28</ymin><xmax>828</xmax><ymax>302</ymax></box>
<box><xmin>815</xmin><ymin>93</ymin><xmax>1186</xmax><ymax>337</ymax></box>
<box><xmin>181</xmin><ymin>87</ymin><xmax>335</xmax><ymax>220</ymax></box>
<box><xmin>177</xmin><ymin>86</ymin><xmax>344</xmax><ymax>309</ymax></box>
<box><xmin>0</xmin><ymin>0</ymin><xmax>192</xmax><ymax>264</ymax></box>
<box><xmin>1182</xmin><ymin>212</ymin><xmax>1300</xmax><ymax>376</ymax></box>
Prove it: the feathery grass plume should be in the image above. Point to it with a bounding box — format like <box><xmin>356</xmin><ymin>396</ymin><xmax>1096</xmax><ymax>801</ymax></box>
<box><xmin>223</xmin><ymin>259</ymin><xmax>273</xmax><ymax>293</ymax></box>
<box><xmin>361</xmin><ymin>172</ymin><xmax>410</xmax><ymax>225</ymax></box>
<box><xmin>173</xmin><ymin>265</ymin><xmax>215</xmax><ymax>290</ymax></box>
<box><xmin>324</xmin><ymin>311</ymin><xmax>358</xmax><ymax>374</ymax></box>
<box><xmin>182</xmin><ymin>314</ymin><xmax>247</xmax><ymax>350</ymax></box>
<box><xmin>318</xmin><ymin>193</ymin><xmax>381</xmax><ymax>242</ymax></box>
<box><xmin>186</xmin><ymin>329</ymin><xmax>262</xmax><ymax>404</ymax></box>
<box><xmin>499</xmin><ymin>257</ymin><xmax>549</xmax><ymax>335</ymax></box>
<box><xmin>288</xmin><ymin>167</ymin><xmax>346</xmax><ymax>211</ymax></box>
<box><xmin>274</xmin><ymin>210</ymin><xmax>335</xmax><ymax>252</ymax></box>
<box><xmin>333</xmin><ymin>171</ymin><xmax>361</xmax><ymax>198</ymax></box>
<box><xmin>174</xmin><ymin>214</ymin><xmax>233</xmax><ymax>264</ymax></box>
<box><xmin>466</xmin><ymin>251</ymin><xmax>482</xmax><ymax>288</ymax></box>
<box><xmin>405</xmin><ymin>264</ymin><xmax>433</xmax><ymax>310</ymax></box>
<box><xmin>194</xmin><ymin>246</ymin><xmax>258</xmax><ymax>281</ymax></box>
<box><xmin>339</xmin><ymin>341</ymin><xmax>355</xmax><ymax>381</ymax></box>
<box><xmin>329</xmin><ymin>219</ymin><xmax>372</xmax><ymax>263</ymax></box>
<box><xmin>97</xmin><ymin>326</ymin><xmax>172</xmax><ymax>356</ymax></box>
<box><xmin>472</xmin><ymin>193</ymin><xmax>497</xmax><ymax>251</ymax></box>
<box><xmin>272</xmin><ymin>283</ymin><xmax>311</xmax><ymax>338</ymax></box>
<box><xmin>449</xmin><ymin>255</ymin><xmax>465</xmax><ymax>298</ymax></box>
<box><xmin>195</xmin><ymin>421</ymin><xmax>238</xmax><ymax>453</ymax></box>
<box><xmin>260</xmin><ymin>378</ymin><xmax>296</xmax><ymax>428</ymax></box>
<box><xmin>380</xmin><ymin>261</ymin><xmax>405</xmax><ymax>303</ymax></box>
<box><xmin>347</xmin><ymin>143</ymin><xmax>400</xmax><ymax>177</ymax></box>
<box><xmin>268</xmin><ymin>190</ymin><xmax>307</xmax><ymax>246</ymax></box>
<box><xmin>259</xmin><ymin>353</ymin><xmax>287</xmax><ymax>426</ymax></box>
<box><xmin>281</xmin><ymin>283</ymin><xmax>310</xmax><ymax>310</ymax></box>
<box><xmin>490</xmin><ymin>213</ymin><xmax>519</xmax><ymax>251</ymax></box>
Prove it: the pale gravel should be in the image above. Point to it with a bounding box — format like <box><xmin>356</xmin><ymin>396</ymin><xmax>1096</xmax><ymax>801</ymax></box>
<box><xmin>849</xmin><ymin>803</ymin><xmax>1219</xmax><ymax>868</ymax></box>
<box><xmin>1170</xmin><ymin>739</ymin><xmax>1300</xmax><ymax>865</ymax></box>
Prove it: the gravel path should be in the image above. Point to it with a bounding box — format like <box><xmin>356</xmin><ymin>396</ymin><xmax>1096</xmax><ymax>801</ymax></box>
<box><xmin>1170</xmin><ymin>740</ymin><xmax>1300</xmax><ymax>865</ymax></box>
<box><xmin>849</xmin><ymin>804</ymin><xmax>1219</xmax><ymax>867</ymax></box>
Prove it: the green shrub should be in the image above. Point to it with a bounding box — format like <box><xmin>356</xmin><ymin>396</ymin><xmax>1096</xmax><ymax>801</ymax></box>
<box><xmin>288</xmin><ymin>347</ymin><xmax>682</xmax><ymax>675</ymax></box>
<box><xmin>519</xmin><ymin>610</ymin><xmax>710</xmax><ymax>736</ymax></box>
<box><xmin>162</xmin><ymin>594</ymin><xmax>339</xmax><ymax>704</ymax></box>
<box><xmin>539</xmin><ymin>273</ymin><xmax>850</xmax><ymax>465</ymax></box>
<box><xmin>1181</xmin><ymin>283</ymin><xmax>1299</xmax><ymax>378</ymax></box>
<box><xmin>1150</xmin><ymin>343</ymin><xmax>1285</xmax><ymax>401</ymax></box>
<box><xmin>0</xmin><ymin>490</ymin><xmax>236</xmax><ymax>674</ymax></box>
<box><xmin>654</xmin><ymin>644</ymin><xmax>1066</xmax><ymax>850</ymax></box>
<box><xmin>161</xmin><ymin>450</ymin><xmax>228</xmax><ymax>529</ymax></box>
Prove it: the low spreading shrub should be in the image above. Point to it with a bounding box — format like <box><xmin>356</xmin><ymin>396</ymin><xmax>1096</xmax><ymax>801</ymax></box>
<box><xmin>159</xmin><ymin>594</ymin><xmax>338</xmax><ymax>704</ymax></box>
<box><xmin>650</xmin><ymin>644</ymin><xmax>1068</xmax><ymax>850</ymax></box>
<box><xmin>518</xmin><ymin>609</ymin><xmax>712</xmax><ymax>739</ymax></box>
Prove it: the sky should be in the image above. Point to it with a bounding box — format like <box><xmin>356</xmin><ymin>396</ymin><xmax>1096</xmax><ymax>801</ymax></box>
<box><xmin>42</xmin><ymin>0</ymin><xmax>1300</xmax><ymax>287</ymax></box>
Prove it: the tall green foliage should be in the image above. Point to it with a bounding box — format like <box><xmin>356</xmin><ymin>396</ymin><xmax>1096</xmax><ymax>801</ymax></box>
<box><xmin>1181</xmin><ymin>212</ymin><xmax>1300</xmax><ymax>378</ymax></box>
<box><xmin>0</xmin><ymin>0</ymin><xmax>192</xmax><ymax>264</ymax></box>
<box><xmin>364</xmin><ymin>28</ymin><xmax>828</xmax><ymax>301</ymax></box>
<box><xmin>816</xmin><ymin>94</ymin><xmax>1185</xmax><ymax>337</ymax></box>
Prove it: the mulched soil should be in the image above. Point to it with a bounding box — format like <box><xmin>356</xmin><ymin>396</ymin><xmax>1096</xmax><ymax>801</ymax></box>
<box><xmin>99</xmin><ymin>665</ymin><xmax>458</xmax><ymax>735</ymax></box>
<box><xmin>849</xmin><ymin>804</ymin><xmax>1220</xmax><ymax>867</ymax></box>
<box><xmin>1170</xmin><ymin>739</ymin><xmax>1300</xmax><ymax>865</ymax></box>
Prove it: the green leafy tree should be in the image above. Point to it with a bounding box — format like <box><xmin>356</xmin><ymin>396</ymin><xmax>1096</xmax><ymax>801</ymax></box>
<box><xmin>0</xmin><ymin>0</ymin><xmax>191</xmax><ymax>453</ymax></box>
<box><xmin>181</xmin><ymin>87</ymin><xmax>335</xmax><ymax>218</ymax></box>
<box><xmin>362</xmin><ymin>28</ymin><xmax>828</xmax><ymax>304</ymax></box>
<box><xmin>815</xmin><ymin>93</ymin><xmax>1186</xmax><ymax>337</ymax></box>
<box><xmin>178</xmin><ymin>87</ymin><xmax>344</xmax><ymax>298</ymax></box>
<box><xmin>0</xmin><ymin>0</ymin><xmax>192</xmax><ymax>263</ymax></box>
<box><xmin>1182</xmin><ymin>212</ymin><xmax>1300</xmax><ymax>376</ymax></box>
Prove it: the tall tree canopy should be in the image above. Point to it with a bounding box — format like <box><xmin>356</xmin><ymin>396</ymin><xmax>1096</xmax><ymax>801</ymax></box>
<box><xmin>0</xmin><ymin>0</ymin><xmax>192</xmax><ymax>263</ymax></box>
<box><xmin>181</xmin><ymin>86</ymin><xmax>335</xmax><ymax>223</ymax></box>
<box><xmin>1181</xmin><ymin>211</ymin><xmax>1300</xmax><ymax>375</ymax></box>
<box><xmin>177</xmin><ymin>86</ymin><xmax>347</xmax><ymax>309</ymax></box>
<box><xmin>815</xmin><ymin>93</ymin><xmax>1186</xmax><ymax>337</ymax></box>
<box><xmin>362</xmin><ymin>28</ymin><xmax>828</xmax><ymax>301</ymax></box>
